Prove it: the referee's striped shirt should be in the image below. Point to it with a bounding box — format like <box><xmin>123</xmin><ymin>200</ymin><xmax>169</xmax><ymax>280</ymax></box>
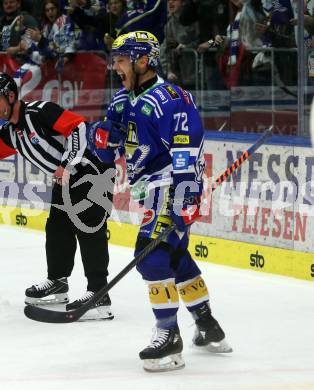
<box><xmin>0</xmin><ymin>100</ymin><xmax>87</xmax><ymax>174</ymax></box>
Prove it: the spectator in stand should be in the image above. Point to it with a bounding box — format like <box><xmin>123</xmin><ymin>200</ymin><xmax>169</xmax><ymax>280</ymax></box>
<box><xmin>26</xmin><ymin>0</ymin><xmax>79</xmax><ymax>72</ymax></box>
<box><xmin>179</xmin><ymin>0</ymin><xmax>229</xmax><ymax>90</ymax></box>
<box><xmin>0</xmin><ymin>0</ymin><xmax>38</xmax><ymax>64</ymax></box>
<box><xmin>208</xmin><ymin>0</ymin><xmax>269</xmax><ymax>88</ymax></box>
<box><xmin>67</xmin><ymin>0</ymin><xmax>104</xmax><ymax>50</ymax></box>
<box><xmin>279</xmin><ymin>0</ymin><xmax>314</xmax><ymax>87</ymax></box>
<box><xmin>255</xmin><ymin>0</ymin><xmax>297</xmax><ymax>86</ymax></box>
<box><xmin>103</xmin><ymin>0</ymin><xmax>127</xmax><ymax>50</ymax></box>
<box><xmin>180</xmin><ymin>0</ymin><xmax>229</xmax><ymax>44</ymax></box>
<box><xmin>67</xmin><ymin>0</ymin><xmax>126</xmax><ymax>51</ymax></box>
<box><xmin>290</xmin><ymin>0</ymin><xmax>314</xmax><ymax>85</ymax></box>
<box><xmin>160</xmin><ymin>0</ymin><xmax>199</xmax><ymax>89</ymax></box>
<box><xmin>115</xmin><ymin>0</ymin><xmax>167</xmax><ymax>44</ymax></box>
<box><xmin>291</xmin><ymin>0</ymin><xmax>314</xmax><ymax>33</ymax></box>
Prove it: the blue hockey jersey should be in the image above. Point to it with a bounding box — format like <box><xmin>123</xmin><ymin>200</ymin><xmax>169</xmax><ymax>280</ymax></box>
<box><xmin>106</xmin><ymin>76</ymin><xmax>205</xmax><ymax>198</ymax></box>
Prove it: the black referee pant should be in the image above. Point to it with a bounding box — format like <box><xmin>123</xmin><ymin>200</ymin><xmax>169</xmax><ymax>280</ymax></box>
<box><xmin>45</xmin><ymin>154</ymin><xmax>114</xmax><ymax>292</ymax></box>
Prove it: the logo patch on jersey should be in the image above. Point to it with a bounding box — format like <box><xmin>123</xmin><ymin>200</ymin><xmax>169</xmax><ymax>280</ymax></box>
<box><xmin>95</xmin><ymin>128</ymin><xmax>109</xmax><ymax>149</ymax></box>
<box><xmin>152</xmin><ymin>216</ymin><xmax>172</xmax><ymax>239</ymax></box>
<box><xmin>163</xmin><ymin>85</ymin><xmax>179</xmax><ymax>100</ymax></box>
<box><xmin>28</xmin><ymin>132</ymin><xmax>39</xmax><ymax>144</ymax></box>
<box><xmin>141</xmin><ymin>103</ymin><xmax>153</xmax><ymax>116</ymax></box>
<box><xmin>173</xmin><ymin>135</ymin><xmax>190</xmax><ymax>144</ymax></box>
<box><xmin>173</xmin><ymin>151</ymin><xmax>190</xmax><ymax>170</ymax></box>
<box><xmin>15</xmin><ymin>128</ymin><xmax>24</xmax><ymax>138</ymax></box>
<box><xmin>125</xmin><ymin>121</ymin><xmax>139</xmax><ymax>157</ymax></box>
<box><xmin>115</xmin><ymin>102</ymin><xmax>124</xmax><ymax>113</ymax></box>
<box><xmin>178</xmin><ymin>86</ymin><xmax>191</xmax><ymax>104</ymax></box>
<box><xmin>130</xmin><ymin>179</ymin><xmax>149</xmax><ymax>200</ymax></box>
<box><xmin>155</xmin><ymin>88</ymin><xmax>168</xmax><ymax>103</ymax></box>
<box><xmin>142</xmin><ymin>209</ymin><xmax>155</xmax><ymax>227</ymax></box>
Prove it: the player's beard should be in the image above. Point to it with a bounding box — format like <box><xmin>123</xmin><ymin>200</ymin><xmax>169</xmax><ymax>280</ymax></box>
<box><xmin>125</xmin><ymin>71</ymin><xmax>137</xmax><ymax>92</ymax></box>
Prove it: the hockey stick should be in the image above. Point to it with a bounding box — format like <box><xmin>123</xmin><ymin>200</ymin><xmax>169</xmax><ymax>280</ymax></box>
<box><xmin>212</xmin><ymin>126</ymin><xmax>273</xmax><ymax>190</ymax></box>
<box><xmin>24</xmin><ymin>127</ymin><xmax>272</xmax><ymax>323</ymax></box>
<box><xmin>25</xmin><ymin>224</ymin><xmax>176</xmax><ymax>323</ymax></box>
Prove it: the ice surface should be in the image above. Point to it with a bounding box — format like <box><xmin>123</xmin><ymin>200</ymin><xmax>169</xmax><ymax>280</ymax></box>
<box><xmin>0</xmin><ymin>225</ymin><xmax>314</xmax><ymax>390</ymax></box>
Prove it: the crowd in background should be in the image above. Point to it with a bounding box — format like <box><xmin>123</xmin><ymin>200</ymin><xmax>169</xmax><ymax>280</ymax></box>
<box><xmin>0</xmin><ymin>0</ymin><xmax>312</xmax><ymax>91</ymax></box>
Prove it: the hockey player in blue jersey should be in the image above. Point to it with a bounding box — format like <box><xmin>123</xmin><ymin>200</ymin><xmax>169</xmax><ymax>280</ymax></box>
<box><xmin>87</xmin><ymin>31</ymin><xmax>232</xmax><ymax>372</ymax></box>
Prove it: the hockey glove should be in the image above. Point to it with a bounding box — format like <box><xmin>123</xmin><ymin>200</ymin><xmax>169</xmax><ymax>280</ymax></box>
<box><xmin>170</xmin><ymin>192</ymin><xmax>201</xmax><ymax>232</ymax></box>
<box><xmin>86</xmin><ymin>120</ymin><xmax>127</xmax><ymax>163</ymax></box>
<box><xmin>87</xmin><ymin>120</ymin><xmax>127</xmax><ymax>151</ymax></box>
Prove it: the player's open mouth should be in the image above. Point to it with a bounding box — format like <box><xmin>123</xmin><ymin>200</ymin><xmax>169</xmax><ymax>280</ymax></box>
<box><xmin>118</xmin><ymin>73</ymin><xmax>126</xmax><ymax>81</ymax></box>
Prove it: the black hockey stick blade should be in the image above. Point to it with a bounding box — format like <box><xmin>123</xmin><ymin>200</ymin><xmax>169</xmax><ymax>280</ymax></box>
<box><xmin>24</xmin><ymin>224</ymin><xmax>176</xmax><ymax>323</ymax></box>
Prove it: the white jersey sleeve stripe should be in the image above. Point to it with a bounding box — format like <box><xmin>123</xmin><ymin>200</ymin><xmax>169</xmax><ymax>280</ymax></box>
<box><xmin>145</xmin><ymin>93</ymin><xmax>163</xmax><ymax>117</ymax></box>
<box><xmin>26</xmin><ymin>101</ymin><xmax>39</xmax><ymax>107</ymax></box>
<box><xmin>37</xmin><ymin>101</ymin><xmax>47</xmax><ymax>109</ymax></box>
<box><xmin>25</xmin><ymin>114</ymin><xmax>62</xmax><ymax>164</ymax></box>
<box><xmin>61</xmin><ymin>122</ymin><xmax>87</xmax><ymax>166</ymax></box>
<box><xmin>25</xmin><ymin>114</ymin><xmax>59</xmax><ymax>170</ymax></box>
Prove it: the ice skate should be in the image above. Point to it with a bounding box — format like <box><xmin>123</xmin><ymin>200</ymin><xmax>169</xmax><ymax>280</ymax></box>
<box><xmin>192</xmin><ymin>303</ymin><xmax>233</xmax><ymax>353</ymax></box>
<box><xmin>66</xmin><ymin>291</ymin><xmax>114</xmax><ymax>321</ymax></box>
<box><xmin>25</xmin><ymin>278</ymin><xmax>69</xmax><ymax>305</ymax></box>
<box><xmin>139</xmin><ymin>327</ymin><xmax>185</xmax><ymax>372</ymax></box>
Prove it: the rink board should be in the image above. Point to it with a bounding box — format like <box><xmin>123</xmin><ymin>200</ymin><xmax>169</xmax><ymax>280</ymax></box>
<box><xmin>1</xmin><ymin>205</ymin><xmax>313</xmax><ymax>281</ymax></box>
<box><xmin>1</xmin><ymin>131</ymin><xmax>314</xmax><ymax>282</ymax></box>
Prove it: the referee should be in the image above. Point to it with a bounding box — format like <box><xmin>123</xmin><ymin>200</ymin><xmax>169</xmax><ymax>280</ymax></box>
<box><xmin>0</xmin><ymin>73</ymin><xmax>114</xmax><ymax>320</ymax></box>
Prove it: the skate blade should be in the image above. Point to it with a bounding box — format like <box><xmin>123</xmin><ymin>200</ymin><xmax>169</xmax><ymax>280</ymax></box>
<box><xmin>207</xmin><ymin>338</ymin><xmax>233</xmax><ymax>353</ymax></box>
<box><xmin>78</xmin><ymin>306</ymin><xmax>114</xmax><ymax>321</ymax></box>
<box><xmin>143</xmin><ymin>353</ymin><xmax>185</xmax><ymax>372</ymax></box>
<box><xmin>192</xmin><ymin>338</ymin><xmax>233</xmax><ymax>353</ymax></box>
<box><xmin>25</xmin><ymin>293</ymin><xmax>69</xmax><ymax>306</ymax></box>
